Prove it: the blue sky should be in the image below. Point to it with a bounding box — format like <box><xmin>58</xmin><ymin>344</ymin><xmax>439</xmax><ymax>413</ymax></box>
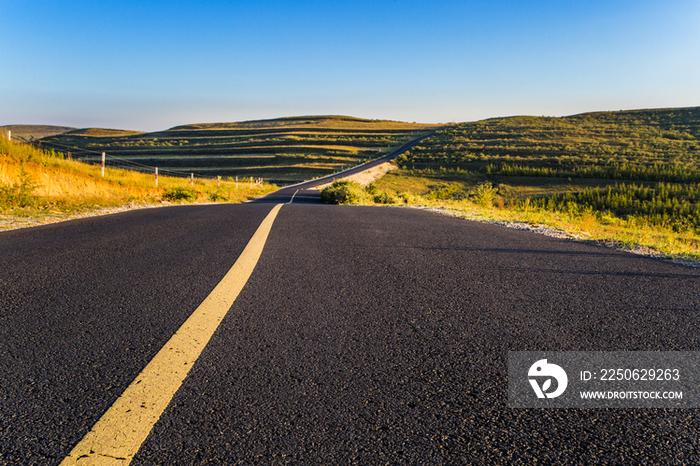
<box><xmin>1</xmin><ymin>0</ymin><xmax>699</xmax><ymax>131</ymax></box>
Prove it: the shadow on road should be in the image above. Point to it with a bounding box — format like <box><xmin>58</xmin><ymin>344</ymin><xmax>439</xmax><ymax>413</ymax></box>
<box><xmin>255</xmin><ymin>187</ymin><xmax>322</xmax><ymax>204</ymax></box>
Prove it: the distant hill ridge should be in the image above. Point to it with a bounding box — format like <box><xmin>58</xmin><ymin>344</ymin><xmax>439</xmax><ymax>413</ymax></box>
<box><xmin>1</xmin><ymin>125</ymin><xmax>77</xmax><ymax>142</ymax></box>
<box><xmin>168</xmin><ymin>115</ymin><xmax>430</xmax><ymax>132</ymax></box>
<box><xmin>8</xmin><ymin>108</ymin><xmax>699</xmax><ymax>139</ymax></box>
<box><xmin>566</xmin><ymin>107</ymin><xmax>700</xmax><ymax>138</ymax></box>
<box><xmin>64</xmin><ymin>128</ymin><xmax>145</xmax><ymax>137</ymax></box>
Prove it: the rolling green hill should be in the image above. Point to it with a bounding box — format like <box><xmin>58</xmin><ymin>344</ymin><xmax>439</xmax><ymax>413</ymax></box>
<box><xmin>38</xmin><ymin>116</ymin><xmax>436</xmax><ymax>184</ymax></box>
<box><xmin>396</xmin><ymin>107</ymin><xmax>700</xmax><ymax>177</ymax></box>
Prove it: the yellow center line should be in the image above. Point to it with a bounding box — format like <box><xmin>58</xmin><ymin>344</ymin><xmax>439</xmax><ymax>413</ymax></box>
<box><xmin>288</xmin><ymin>189</ymin><xmax>299</xmax><ymax>204</ymax></box>
<box><xmin>61</xmin><ymin>203</ymin><xmax>284</xmax><ymax>466</ymax></box>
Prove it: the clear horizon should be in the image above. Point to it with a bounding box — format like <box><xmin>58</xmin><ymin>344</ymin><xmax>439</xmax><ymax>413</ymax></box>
<box><xmin>1</xmin><ymin>0</ymin><xmax>699</xmax><ymax>132</ymax></box>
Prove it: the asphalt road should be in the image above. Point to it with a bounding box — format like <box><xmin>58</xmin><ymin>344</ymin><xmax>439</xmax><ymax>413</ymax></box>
<box><xmin>2</xmin><ymin>198</ymin><xmax>700</xmax><ymax>464</ymax></box>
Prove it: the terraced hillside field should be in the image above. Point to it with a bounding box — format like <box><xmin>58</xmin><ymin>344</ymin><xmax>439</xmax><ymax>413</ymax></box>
<box><xmin>38</xmin><ymin>116</ymin><xmax>436</xmax><ymax>184</ymax></box>
<box><xmin>397</xmin><ymin>107</ymin><xmax>700</xmax><ymax>176</ymax></box>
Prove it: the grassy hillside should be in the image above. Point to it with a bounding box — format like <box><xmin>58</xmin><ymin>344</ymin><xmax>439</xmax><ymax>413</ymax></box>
<box><xmin>38</xmin><ymin>116</ymin><xmax>436</xmax><ymax>184</ymax></box>
<box><xmin>0</xmin><ymin>137</ymin><xmax>275</xmax><ymax>220</ymax></box>
<box><xmin>326</xmin><ymin>107</ymin><xmax>700</xmax><ymax>260</ymax></box>
<box><xmin>2</xmin><ymin>125</ymin><xmax>76</xmax><ymax>143</ymax></box>
<box><xmin>396</xmin><ymin>107</ymin><xmax>700</xmax><ymax>175</ymax></box>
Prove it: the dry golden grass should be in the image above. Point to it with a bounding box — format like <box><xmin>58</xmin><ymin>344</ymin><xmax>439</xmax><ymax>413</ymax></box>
<box><xmin>1</xmin><ymin>154</ymin><xmax>153</xmax><ymax>200</ymax></box>
<box><xmin>0</xmin><ymin>138</ymin><xmax>277</xmax><ymax>220</ymax></box>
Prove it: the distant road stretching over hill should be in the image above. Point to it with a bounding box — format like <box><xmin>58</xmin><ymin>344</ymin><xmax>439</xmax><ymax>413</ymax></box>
<box><xmin>35</xmin><ymin>116</ymin><xmax>438</xmax><ymax>185</ymax></box>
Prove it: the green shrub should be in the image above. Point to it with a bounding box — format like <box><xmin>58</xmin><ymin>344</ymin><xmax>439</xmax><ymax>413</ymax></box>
<box><xmin>163</xmin><ymin>187</ymin><xmax>197</xmax><ymax>202</ymax></box>
<box><xmin>208</xmin><ymin>190</ymin><xmax>231</xmax><ymax>202</ymax></box>
<box><xmin>320</xmin><ymin>180</ymin><xmax>366</xmax><ymax>204</ymax></box>
<box><xmin>0</xmin><ymin>165</ymin><xmax>41</xmax><ymax>210</ymax></box>
<box><xmin>471</xmin><ymin>182</ymin><xmax>497</xmax><ymax>207</ymax></box>
<box><xmin>373</xmin><ymin>191</ymin><xmax>397</xmax><ymax>204</ymax></box>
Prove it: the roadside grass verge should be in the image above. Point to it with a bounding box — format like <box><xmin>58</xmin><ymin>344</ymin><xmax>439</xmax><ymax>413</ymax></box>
<box><xmin>0</xmin><ymin>138</ymin><xmax>276</xmax><ymax>220</ymax></box>
<box><xmin>322</xmin><ymin>166</ymin><xmax>700</xmax><ymax>262</ymax></box>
